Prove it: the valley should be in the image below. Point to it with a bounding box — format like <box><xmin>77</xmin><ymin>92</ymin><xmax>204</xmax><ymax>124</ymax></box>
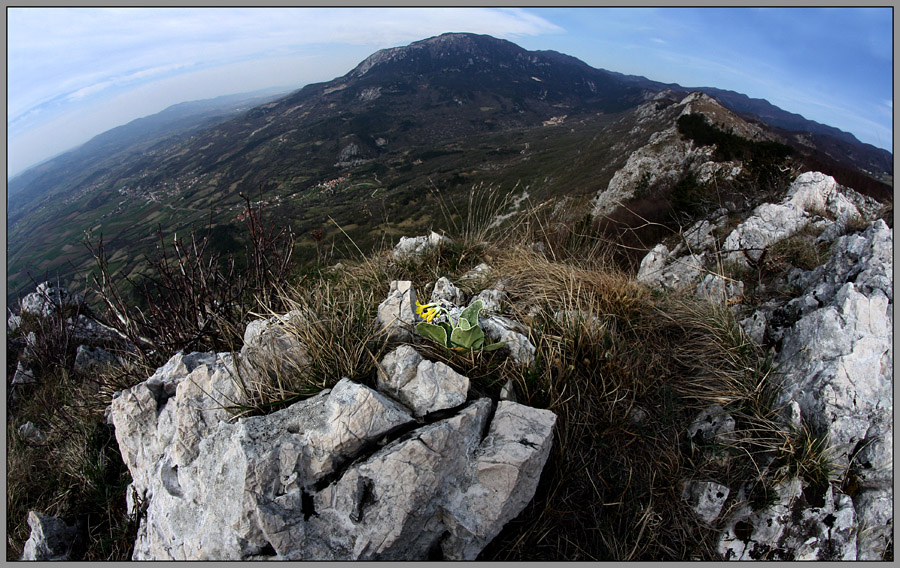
<box><xmin>7</xmin><ymin>32</ymin><xmax>892</xmax><ymax>309</ymax></box>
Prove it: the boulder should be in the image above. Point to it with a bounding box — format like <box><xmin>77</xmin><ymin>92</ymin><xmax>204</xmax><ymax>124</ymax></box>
<box><xmin>391</xmin><ymin>232</ymin><xmax>453</xmax><ymax>263</ymax></box>
<box><xmin>430</xmin><ymin>276</ymin><xmax>466</xmax><ymax>305</ymax></box>
<box><xmin>681</xmin><ymin>480</ymin><xmax>730</xmax><ymax>524</ymax></box>
<box><xmin>20</xmin><ymin>281</ymin><xmax>84</xmax><ymax>318</ymax></box>
<box><xmin>378</xmin><ymin>345</ymin><xmax>469</xmax><ymax>417</ymax></box>
<box><xmin>480</xmin><ymin>315</ymin><xmax>536</xmax><ymax>367</ymax></box>
<box><xmin>74</xmin><ymin>344</ymin><xmax>118</xmax><ymax>374</ymax></box>
<box><xmin>240</xmin><ymin>310</ymin><xmax>309</xmax><ymax>377</ymax></box>
<box><xmin>110</xmin><ymin>344</ymin><xmax>556</xmax><ymax>560</ymax></box>
<box><xmin>20</xmin><ymin>511</ymin><xmax>78</xmax><ymax>561</ymax></box>
<box><xmin>375</xmin><ymin>280</ymin><xmax>418</xmax><ymax>341</ymax></box>
<box><xmin>18</xmin><ymin>421</ymin><xmax>46</xmax><ymax>445</ymax></box>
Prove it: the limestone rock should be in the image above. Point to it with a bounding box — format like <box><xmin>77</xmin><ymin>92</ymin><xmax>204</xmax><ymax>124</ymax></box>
<box><xmin>378</xmin><ymin>345</ymin><xmax>469</xmax><ymax>417</ymax></box>
<box><xmin>21</xmin><ymin>511</ymin><xmax>78</xmax><ymax>561</ymax></box>
<box><xmin>67</xmin><ymin>314</ymin><xmax>114</xmax><ymax>343</ymax></box>
<box><xmin>8</xmin><ymin>312</ymin><xmax>21</xmax><ymax>333</ymax></box>
<box><xmin>499</xmin><ymin>378</ymin><xmax>517</xmax><ymax>402</ymax></box>
<box><xmin>12</xmin><ymin>361</ymin><xmax>36</xmax><ymax>385</ymax></box>
<box><xmin>20</xmin><ymin>281</ymin><xmax>84</xmax><ymax>318</ymax></box>
<box><xmin>680</xmin><ymin>219</ymin><xmax>717</xmax><ymax>253</ymax></box>
<box><xmin>695</xmin><ymin>274</ymin><xmax>744</xmax><ymax>304</ymax></box>
<box><xmin>305</xmin><ymin>399</ymin><xmax>494</xmax><ymax>560</ymax></box>
<box><xmin>591</xmin><ymin>126</ymin><xmax>716</xmax><ymax>218</ymax></box>
<box><xmin>430</xmin><ymin>276</ymin><xmax>466</xmax><ymax>305</ymax></box>
<box><xmin>786</xmin><ymin>171</ymin><xmax>879</xmax><ymax>222</ymax></box>
<box><xmin>472</xmin><ymin>288</ymin><xmax>506</xmax><ymax>315</ymax></box>
<box><xmin>109</xmin><ymin>351</ymin><xmax>240</xmax><ymax>492</ymax></box>
<box><xmin>74</xmin><ymin>344</ymin><xmax>118</xmax><ymax>374</ymax></box>
<box><xmin>391</xmin><ymin>232</ymin><xmax>453</xmax><ymax>263</ymax></box>
<box><xmin>110</xmin><ymin>344</ymin><xmax>556</xmax><ymax>560</ymax></box>
<box><xmin>687</xmin><ymin>405</ymin><xmax>735</xmax><ymax>446</ymax></box>
<box><xmin>458</xmin><ymin>263</ymin><xmax>493</xmax><ymax>285</ymax></box>
<box><xmin>240</xmin><ymin>310</ymin><xmax>309</xmax><ymax>377</ymax></box>
<box><xmin>723</xmin><ymin>202</ymin><xmax>809</xmax><ymax>265</ymax></box>
<box><xmin>18</xmin><ymin>421</ymin><xmax>46</xmax><ymax>445</ymax></box>
<box><xmin>636</xmin><ymin>243</ymin><xmax>669</xmax><ymax>284</ymax></box>
<box><xmin>739</xmin><ymin>310</ymin><xmax>768</xmax><ymax>345</ymax></box>
<box><xmin>682</xmin><ymin>480</ymin><xmax>730</xmax><ymax>523</ymax></box>
<box><xmin>480</xmin><ymin>315</ymin><xmax>535</xmax><ymax>367</ymax></box>
<box><xmin>722</xmin><ymin>172</ymin><xmax>879</xmax><ymax>268</ymax></box>
<box><xmin>769</xmin><ymin>220</ymin><xmax>892</xmax><ymax>559</ymax></box>
<box><xmin>118</xmin><ymin>375</ymin><xmax>414</xmax><ymax>560</ymax></box>
<box><xmin>718</xmin><ymin>477</ymin><xmax>803</xmax><ymax>560</ymax></box>
<box><xmin>440</xmin><ymin>400</ymin><xmax>556</xmax><ymax>559</ymax></box>
<box><xmin>637</xmin><ymin>247</ymin><xmax>705</xmax><ymax>292</ymax></box>
<box><xmin>307</xmin><ymin>399</ymin><xmax>555</xmax><ymax>560</ymax></box>
<box><xmin>375</xmin><ymin>280</ymin><xmax>418</xmax><ymax>341</ymax></box>
<box><xmin>719</xmin><ymin>479</ymin><xmax>858</xmax><ymax>560</ymax></box>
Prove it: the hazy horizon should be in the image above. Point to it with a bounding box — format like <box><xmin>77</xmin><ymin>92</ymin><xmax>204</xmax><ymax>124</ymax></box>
<box><xmin>8</xmin><ymin>7</ymin><xmax>893</xmax><ymax>180</ymax></box>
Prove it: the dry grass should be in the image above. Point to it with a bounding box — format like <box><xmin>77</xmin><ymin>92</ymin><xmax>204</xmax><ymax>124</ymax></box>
<box><xmin>7</xmin><ymin>360</ymin><xmax>139</xmax><ymax>561</ymax></box>
<box><xmin>7</xmin><ymin>191</ymin><xmax>838</xmax><ymax>561</ymax></box>
<box><xmin>225</xmin><ymin>278</ymin><xmax>388</xmax><ymax>417</ymax></box>
<box><xmin>475</xmin><ymin>238</ymin><xmax>827</xmax><ymax>560</ymax></box>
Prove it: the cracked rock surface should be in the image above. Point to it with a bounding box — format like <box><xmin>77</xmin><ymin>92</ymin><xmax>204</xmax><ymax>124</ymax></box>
<box><xmin>109</xmin><ymin>317</ymin><xmax>555</xmax><ymax>560</ymax></box>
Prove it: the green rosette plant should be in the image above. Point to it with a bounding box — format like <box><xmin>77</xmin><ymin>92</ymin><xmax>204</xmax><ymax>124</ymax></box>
<box><xmin>415</xmin><ymin>298</ymin><xmax>505</xmax><ymax>352</ymax></box>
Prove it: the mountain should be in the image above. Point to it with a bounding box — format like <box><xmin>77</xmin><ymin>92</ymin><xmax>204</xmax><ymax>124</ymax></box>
<box><xmin>8</xmin><ymin>87</ymin><xmax>291</xmax><ymax>206</ymax></box>
<box><xmin>693</xmin><ymin>87</ymin><xmax>893</xmax><ymax>178</ymax></box>
<box><xmin>7</xmin><ymin>32</ymin><xmax>892</xmax><ymax>306</ymax></box>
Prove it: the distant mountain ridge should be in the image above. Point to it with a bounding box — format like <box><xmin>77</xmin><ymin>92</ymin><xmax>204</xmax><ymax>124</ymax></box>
<box><xmin>8</xmin><ymin>87</ymin><xmax>291</xmax><ymax>200</ymax></box>
<box><xmin>694</xmin><ymin>87</ymin><xmax>892</xmax><ymax>173</ymax></box>
<box><xmin>6</xmin><ymin>32</ymin><xmax>891</xmax><ymax>306</ymax></box>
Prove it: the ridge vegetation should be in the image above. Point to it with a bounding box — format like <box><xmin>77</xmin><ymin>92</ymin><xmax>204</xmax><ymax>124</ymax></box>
<box><xmin>8</xmin><ymin>183</ymin><xmax>837</xmax><ymax>560</ymax></box>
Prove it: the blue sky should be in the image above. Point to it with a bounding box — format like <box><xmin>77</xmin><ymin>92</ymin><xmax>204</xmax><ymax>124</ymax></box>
<box><xmin>7</xmin><ymin>7</ymin><xmax>893</xmax><ymax>179</ymax></box>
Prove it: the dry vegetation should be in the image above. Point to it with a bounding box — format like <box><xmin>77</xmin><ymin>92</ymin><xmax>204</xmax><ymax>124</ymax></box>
<box><xmin>7</xmin><ymin>187</ymin><xmax>834</xmax><ymax>561</ymax></box>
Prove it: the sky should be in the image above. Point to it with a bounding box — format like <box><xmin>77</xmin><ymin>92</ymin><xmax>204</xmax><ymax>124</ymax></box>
<box><xmin>6</xmin><ymin>7</ymin><xmax>894</xmax><ymax>179</ymax></box>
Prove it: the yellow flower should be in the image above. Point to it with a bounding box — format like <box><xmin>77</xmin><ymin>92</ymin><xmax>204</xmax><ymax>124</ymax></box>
<box><xmin>416</xmin><ymin>300</ymin><xmax>444</xmax><ymax>323</ymax></box>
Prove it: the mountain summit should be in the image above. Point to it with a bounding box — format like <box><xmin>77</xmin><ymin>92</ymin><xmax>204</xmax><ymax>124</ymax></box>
<box><xmin>345</xmin><ymin>31</ymin><xmax>642</xmax><ymax>112</ymax></box>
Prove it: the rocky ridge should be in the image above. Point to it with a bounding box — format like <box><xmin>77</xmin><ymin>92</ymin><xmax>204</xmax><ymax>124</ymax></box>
<box><xmin>633</xmin><ymin>171</ymin><xmax>892</xmax><ymax>560</ymax></box>
<box><xmin>591</xmin><ymin>91</ymin><xmax>768</xmax><ymax>218</ymax></box>
<box><xmin>104</xmin><ymin>259</ymin><xmax>554</xmax><ymax>560</ymax></box>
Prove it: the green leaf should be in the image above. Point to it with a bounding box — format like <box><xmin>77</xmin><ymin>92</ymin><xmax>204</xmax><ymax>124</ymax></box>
<box><xmin>450</xmin><ymin>324</ymin><xmax>485</xmax><ymax>350</ymax></box>
<box><xmin>459</xmin><ymin>298</ymin><xmax>483</xmax><ymax>329</ymax></box>
<box><xmin>457</xmin><ymin>316</ymin><xmax>472</xmax><ymax>331</ymax></box>
<box><xmin>482</xmin><ymin>341</ymin><xmax>506</xmax><ymax>352</ymax></box>
<box><xmin>416</xmin><ymin>322</ymin><xmax>448</xmax><ymax>346</ymax></box>
<box><xmin>438</xmin><ymin>322</ymin><xmax>453</xmax><ymax>343</ymax></box>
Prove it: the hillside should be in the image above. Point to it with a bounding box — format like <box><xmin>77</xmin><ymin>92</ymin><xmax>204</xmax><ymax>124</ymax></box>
<box><xmin>7</xmin><ymin>33</ymin><xmax>892</xmax><ymax>308</ymax></box>
<box><xmin>6</xmin><ymin>33</ymin><xmax>893</xmax><ymax>563</ymax></box>
<box><xmin>7</xmin><ymin>166</ymin><xmax>892</xmax><ymax>560</ymax></box>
